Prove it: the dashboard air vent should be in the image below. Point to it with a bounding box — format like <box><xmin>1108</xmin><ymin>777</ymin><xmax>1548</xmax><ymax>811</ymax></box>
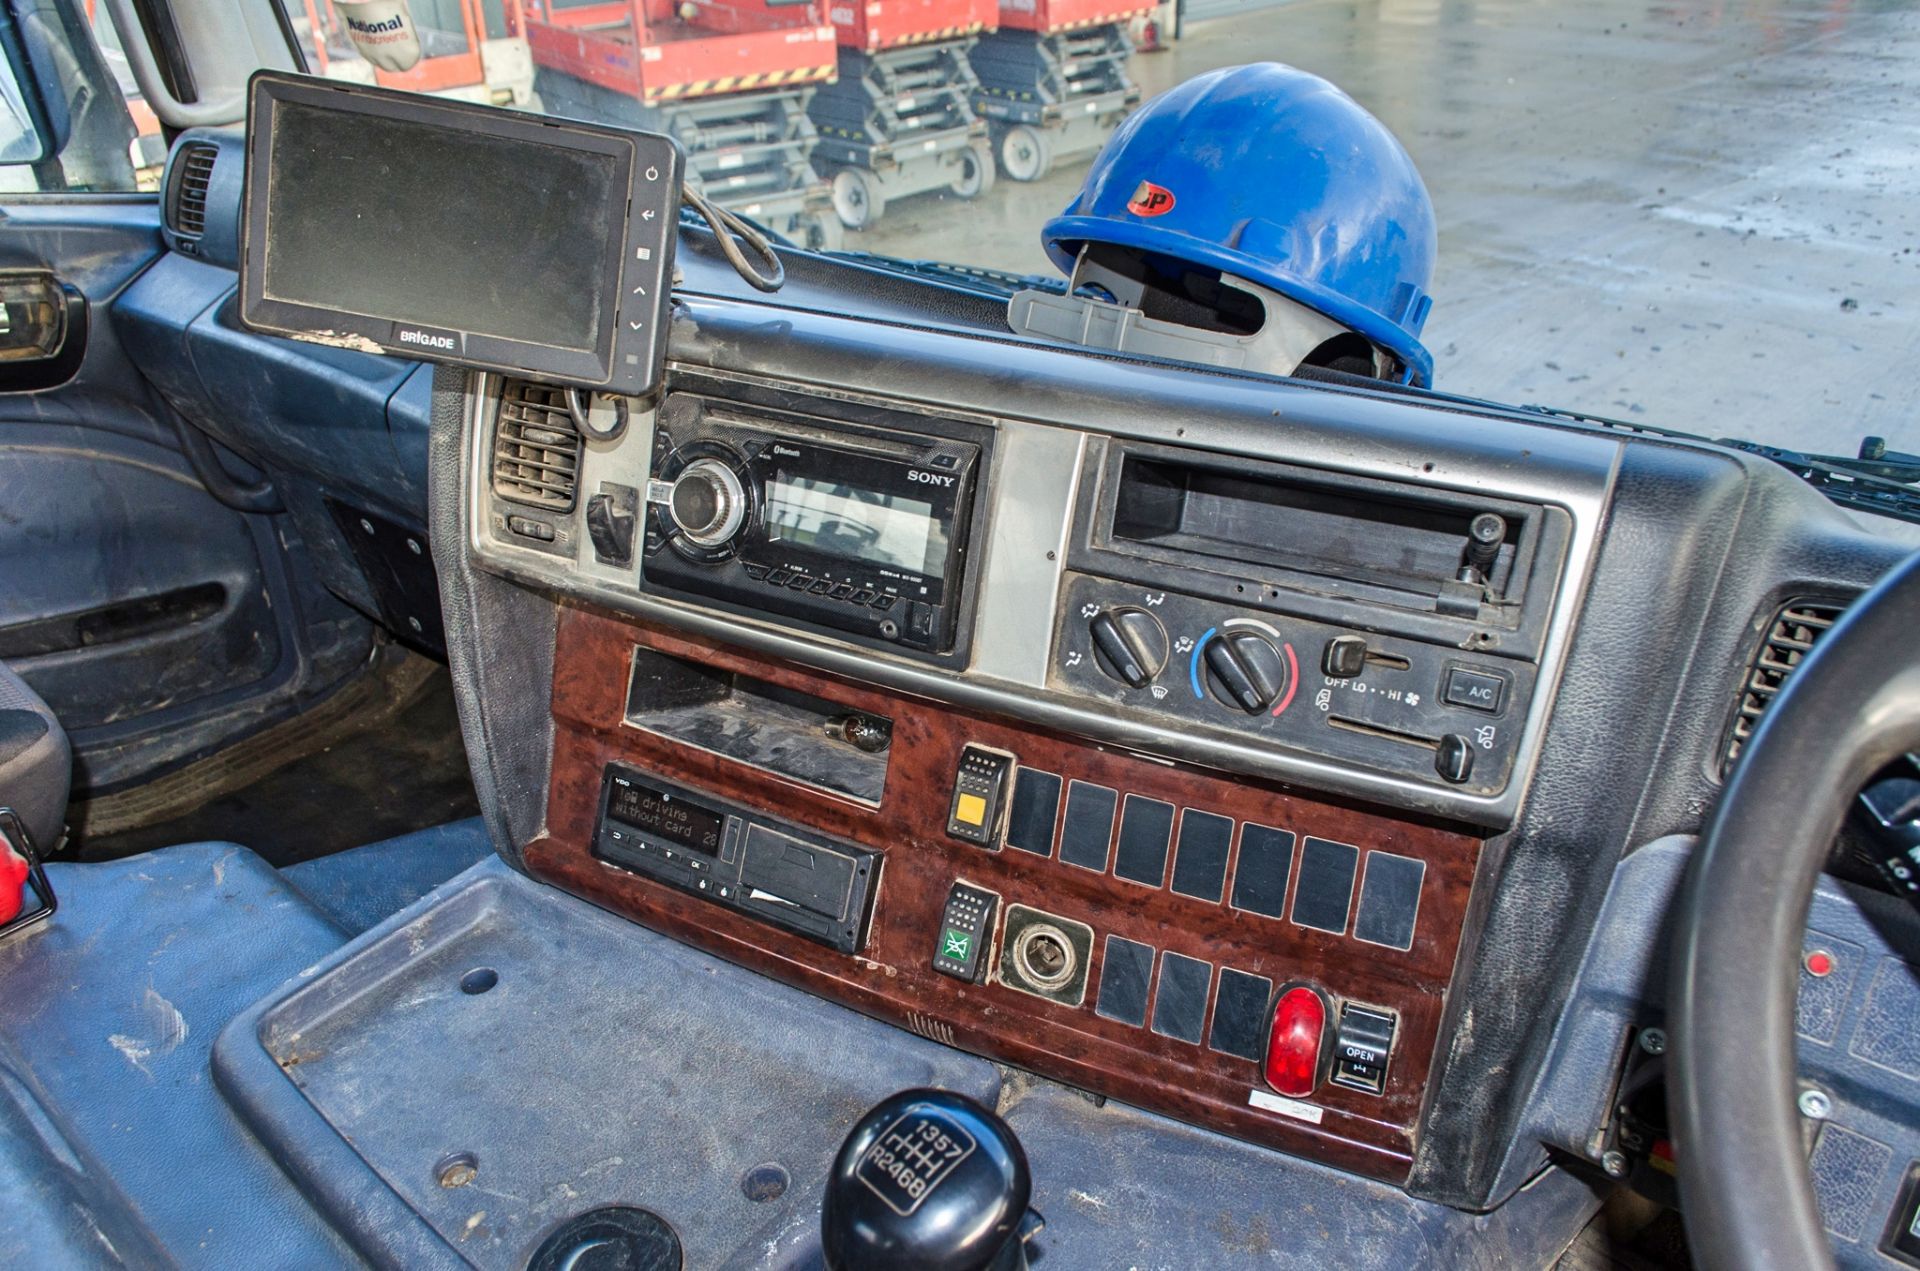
<box><xmin>168</xmin><ymin>142</ymin><xmax>218</xmax><ymax>238</ymax></box>
<box><xmin>1723</xmin><ymin>600</ymin><xmax>1846</xmax><ymax>773</ymax></box>
<box><xmin>492</xmin><ymin>380</ymin><xmax>581</xmax><ymax>512</ymax></box>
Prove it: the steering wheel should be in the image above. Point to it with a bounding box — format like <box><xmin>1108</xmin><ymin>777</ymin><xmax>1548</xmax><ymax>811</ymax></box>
<box><xmin>1672</xmin><ymin>549</ymin><xmax>1920</xmax><ymax>1268</ymax></box>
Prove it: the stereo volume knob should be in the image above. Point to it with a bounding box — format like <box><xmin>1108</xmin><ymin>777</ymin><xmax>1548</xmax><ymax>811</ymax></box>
<box><xmin>668</xmin><ymin>458</ymin><xmax>746</xmax><ymax>548</ymax></box>
<box><xmin>1202</xmin><ymin>630</ymin><xmax>1292</xmax><ymax>713</ymax></box>
<box><xmin>1087</xmin><ymin>606</ymin><xmax>1167</xmax><ymax>688</ymax></box>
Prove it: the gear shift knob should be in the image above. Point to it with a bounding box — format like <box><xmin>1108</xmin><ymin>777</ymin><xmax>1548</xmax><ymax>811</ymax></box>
<box><xmin>821</xmin><ymin>1089</ymin><xmax>1036</xmax><ymax>1271</ymax></box>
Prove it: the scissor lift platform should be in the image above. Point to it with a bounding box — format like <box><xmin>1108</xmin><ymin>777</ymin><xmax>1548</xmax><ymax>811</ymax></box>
<box><xmin>968</xmin><ymin>0</ymin><xmax>1143</xmax><ymax>180</ymax></box>
<box><xmin>807</xmin><ymin>0</ymin><xmax>998</xmax><ymax>228</ymax></box>
<box><xmin>527</xmin><ymin>0</ymin><xmax>844</xmax><ymax>246</ymax></box>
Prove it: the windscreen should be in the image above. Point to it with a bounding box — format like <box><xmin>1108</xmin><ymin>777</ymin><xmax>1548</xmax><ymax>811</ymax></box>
<box><xmin>261</xmin><ymin>101</ymin><xmax>620</xmax><ymax>351</ymax></box>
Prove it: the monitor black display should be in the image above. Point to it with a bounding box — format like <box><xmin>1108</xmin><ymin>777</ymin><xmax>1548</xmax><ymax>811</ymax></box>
<box><xmin>240</xmin><ymin>73</ymin><xmax>680</xmax><ymax>395</ymax></box>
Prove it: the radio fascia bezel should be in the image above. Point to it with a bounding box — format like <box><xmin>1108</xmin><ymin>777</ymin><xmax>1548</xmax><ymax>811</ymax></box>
<box><xmin>672</xmin><ymin>408</ymin><xmax>975</xmax><ymax>608</ymax></box>
<box><xmin>639</xmin><ymin>375</ymin><xmax>995</xmax><ymax>667</ymax></box>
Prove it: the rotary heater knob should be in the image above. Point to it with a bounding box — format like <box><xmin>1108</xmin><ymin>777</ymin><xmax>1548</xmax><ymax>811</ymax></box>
<box><xmin>1202</xmin><ymin>629</ymin><xmax>1291</xmax><ymax>714</ymax></box>
<box><xmin>667</xmin><ymin>458</ymin><xmax>745</xmax><ymax>548</ymax></box>
<box><xmin>1087</xmin><ymin>606</ymin><xmax>1168</xmax><ymax>688</ymax></box>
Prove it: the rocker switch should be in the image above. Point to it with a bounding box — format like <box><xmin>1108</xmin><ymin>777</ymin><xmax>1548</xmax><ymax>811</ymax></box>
<box><xmin>933</xmin><ymin>881</ymin><xmax>999</xmax><ymax>982</ymax></box>
<box><xmin>1330</xmin><ymin>1003</ymin><xmax>1396</xmax><ymax>1094</ymax></box>
<box><xmin>947</xmin><ymin>745</ymin><xmax>1014</xmax><ymax>846</ymax></box>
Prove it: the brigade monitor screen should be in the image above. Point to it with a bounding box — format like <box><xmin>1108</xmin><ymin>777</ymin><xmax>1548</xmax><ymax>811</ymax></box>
<box><xmin>240</xmin><ymin>72</ymin><xmax>679</xmax><ymax>395</ymax></box>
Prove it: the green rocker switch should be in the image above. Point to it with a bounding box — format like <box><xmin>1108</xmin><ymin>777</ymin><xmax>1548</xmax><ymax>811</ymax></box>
<box><xmin>933</xmin><ymin>880</ymin><xmax>999</xmax><ymax>982</ymax></box>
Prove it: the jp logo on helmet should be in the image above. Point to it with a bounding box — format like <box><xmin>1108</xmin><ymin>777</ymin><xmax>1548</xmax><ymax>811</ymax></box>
<box><xmin>1127</xmin><ymin>182</ymin><xmax>1176</xmax><ymax>217</ymax></box>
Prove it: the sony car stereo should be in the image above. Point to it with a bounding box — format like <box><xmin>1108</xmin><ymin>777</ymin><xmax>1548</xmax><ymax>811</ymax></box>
<box><xmin>641</xmin><ymin>390</ymin><xmax>989</xmax><ymax>658</ymax></box>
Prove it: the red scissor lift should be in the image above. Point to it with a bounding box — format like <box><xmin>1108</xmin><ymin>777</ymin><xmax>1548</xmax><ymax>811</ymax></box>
<box><xmin>968</xmin><ymin>0</ymin><xmax>1144</xmax><ymax>182</ymax></box>
<box><xmin>805</xmin><ymin>0</ymin><xmax>999</xmax><ymax>230</ymax></box>
<box><xmin>523</xmin><ymin>0</ymin><xmax>844</xmax><ymax>248</ymax></box>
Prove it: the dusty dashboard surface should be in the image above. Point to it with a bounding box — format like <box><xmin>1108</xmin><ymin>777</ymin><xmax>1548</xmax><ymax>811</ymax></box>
<box><xmin>466</xmin><ymin>301</ymin><xmax>1618</xmax><ymax>1184</ymax></box>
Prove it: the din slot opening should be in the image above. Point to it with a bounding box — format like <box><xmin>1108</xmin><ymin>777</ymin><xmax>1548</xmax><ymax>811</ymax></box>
<box><xmin>1326</xmin><ymin>715</ymin><xmax>1439</xmax><ymax>751</ymax></box>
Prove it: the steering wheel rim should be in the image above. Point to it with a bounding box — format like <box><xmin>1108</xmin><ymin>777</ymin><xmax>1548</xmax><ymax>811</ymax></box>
<box><xmin>1672</xmin><ymin>549</ymin><xmax>1920</xmax><ymax>1270</ymax></box>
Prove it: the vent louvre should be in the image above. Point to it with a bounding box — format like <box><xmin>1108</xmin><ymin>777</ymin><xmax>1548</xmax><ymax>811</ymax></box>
<box><xmin>169</xmin><ymin>143</ymin><xmax>218</xmax><ymax>238</ymax></box>
<box><xmin>1723</xmin><ymin>600</ymin><xmax>1846</xmax><ymax>772</ymax></box>
<box><xmin>492</xmin><ymin>380</ymin><xmax>581</xmax><ymax>512</ymax></box>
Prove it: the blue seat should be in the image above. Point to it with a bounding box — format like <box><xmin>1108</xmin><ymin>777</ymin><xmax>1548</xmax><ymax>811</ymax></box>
<box><xmin>0</xmin><ymin>660</ymin><xmax>70</xmax><ymax>853</ymax></box>
<box><xmin>0</xmin><ymin>843</ymin><xmax>356</xmax><ymax>1265</ymax></box>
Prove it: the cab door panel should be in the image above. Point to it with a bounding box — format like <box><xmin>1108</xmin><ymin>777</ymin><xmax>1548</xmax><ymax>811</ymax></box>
<box><xmin>0</xmin><ymin>420</ymin><xmax>285</xmax><ymax>728</ymax></box>
<box><xmin>0</xmin><ymin>201</ymin><xmax>369</xmax><ymax>794</ymax></box>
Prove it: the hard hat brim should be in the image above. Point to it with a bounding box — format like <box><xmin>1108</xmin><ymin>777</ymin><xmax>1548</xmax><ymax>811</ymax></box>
<box><xmin>1043</xmin><ymin>213</ymin><xmax>1435</xmax><ymax>388</ymax></box>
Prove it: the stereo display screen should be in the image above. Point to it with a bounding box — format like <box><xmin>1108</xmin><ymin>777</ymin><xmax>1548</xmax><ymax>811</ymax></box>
<box><xmin>765</xmin><ymin>474</ymin><xmax>948</xmax><ymax>579</ymax></box>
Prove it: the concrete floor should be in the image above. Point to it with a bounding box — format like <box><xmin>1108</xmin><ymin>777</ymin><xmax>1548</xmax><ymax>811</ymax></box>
<box><xmin>854</xmin><ymin>0</ymin><xmax>1920</xmax><ymax>471</ymax></box>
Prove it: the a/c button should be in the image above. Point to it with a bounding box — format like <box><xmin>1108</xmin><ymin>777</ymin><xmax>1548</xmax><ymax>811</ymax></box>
<box><xmin>1443</xmin><ymin>667</ymin><xmax>1506</xmax><ymax>713</ymax></box>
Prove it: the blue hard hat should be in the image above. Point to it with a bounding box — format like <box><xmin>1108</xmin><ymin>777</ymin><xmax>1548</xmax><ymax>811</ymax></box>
<box><xmin>1043</xmin><ymin>63</ymin><xmax>1438</xmax><ymax>385</ymax></box>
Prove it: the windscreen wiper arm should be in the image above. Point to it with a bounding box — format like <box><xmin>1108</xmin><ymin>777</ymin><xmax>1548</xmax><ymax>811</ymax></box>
<box><xmin>1707</xmin><ymin>437</ymin><xmax>1920</xmax><ymax>525</ymax></box>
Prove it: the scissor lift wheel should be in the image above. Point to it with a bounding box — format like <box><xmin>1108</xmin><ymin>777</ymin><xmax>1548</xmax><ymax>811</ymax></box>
<box><xmin>800</xmin><ymin>210</ymin><xmax>846</xmax><ymax>251</ymax></box>
<box><xmin>950</xmin><ymin>140</ymin><xmax>997</xmax><ymax>198</ymax></box>
<box><xmin>831</xmin><ymin>167</ymin><xmax>887</xmax><ymax>231</ymax></box>
<box><xmin>998</xmin><ymin>124</ymin><xmax>1052</xmax><ymax>182</ymax></box>
<box><xmin>810</xmin><ymin>42</ymin><xmax>988</xmax><ymax>228</ymax></box>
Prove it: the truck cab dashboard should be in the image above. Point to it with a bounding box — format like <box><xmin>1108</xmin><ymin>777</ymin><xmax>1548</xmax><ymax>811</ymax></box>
<box><xmin>460</xmin><ymin>308</ymin><xmax>1605</xmax><ymax>1178</ymax></box>
<box><xmin>434</xmin><ymin>263</ymin><xmax>1913</xmax><ymax>1210</ymax></box>
<box><xmin>4</xmin><ymin>98</ymin><xmax>1918</xmax><ymax>1269</ymax></box>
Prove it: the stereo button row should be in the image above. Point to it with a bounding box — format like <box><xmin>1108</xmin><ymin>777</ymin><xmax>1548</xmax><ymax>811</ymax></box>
<box><xmin>743</xmin><ymin>563</ymin><xmax>899</xmax><ymax>611</ymax></box>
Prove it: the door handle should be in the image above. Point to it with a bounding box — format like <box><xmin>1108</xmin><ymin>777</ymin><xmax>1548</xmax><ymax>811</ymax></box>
<box><xmin>0</xmin><ymin>271</ymin><xmax>87</xmax><ymax>392</ymax></box>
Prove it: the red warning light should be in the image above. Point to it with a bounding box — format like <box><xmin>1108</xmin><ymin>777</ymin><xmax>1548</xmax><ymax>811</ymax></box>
<box><xmin>1264</xmin><ymin>985</ymin><xmax>1327</xmax><ymax>1097</ymax></box>
<box><xmin>1804</xmin><ymin>950</ymin><xmax>1834</xmax><ymax>978</ymax></box>
<box><xmin>1127</xmin><ymin>181</ymin><xmax>1176</xmax><ymax>218</ymax></box>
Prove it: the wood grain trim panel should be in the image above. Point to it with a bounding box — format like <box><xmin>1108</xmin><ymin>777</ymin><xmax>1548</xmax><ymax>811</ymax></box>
<box><xmin>524</xmin><ymin>602</ymin><xmax>1484</xmax><ymax>1184</ymax></box>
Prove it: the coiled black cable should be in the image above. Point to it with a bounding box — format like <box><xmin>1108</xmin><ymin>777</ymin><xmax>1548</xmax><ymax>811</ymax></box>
<box><xmin>680</xmin><ymin>181</ymin><xmax>785</xmax><ymax>293</ymax></box>
<box><xmin>565</xmin><ymin>388</ymin><xmax>629</xmax><ymax>441</ymax></box>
